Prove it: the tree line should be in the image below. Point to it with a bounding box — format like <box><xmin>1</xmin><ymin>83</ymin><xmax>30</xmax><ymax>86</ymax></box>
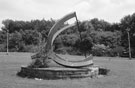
<box><xmin>0</xmin><ymin>12</ymin><xmax>135</xmax><ymax>57</ymax></box>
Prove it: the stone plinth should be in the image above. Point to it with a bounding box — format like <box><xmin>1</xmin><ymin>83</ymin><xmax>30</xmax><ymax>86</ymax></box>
<box><xmin>17</xmin><ymin>66</ymin><xmax>99</xmax><ymax>79</ymax></box>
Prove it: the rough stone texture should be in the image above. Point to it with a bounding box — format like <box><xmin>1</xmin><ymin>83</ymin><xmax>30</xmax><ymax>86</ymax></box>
<box><xmin>17</xmin><ymin>66</ymin><xmax>99</xmax><ymax>79</ymax></box>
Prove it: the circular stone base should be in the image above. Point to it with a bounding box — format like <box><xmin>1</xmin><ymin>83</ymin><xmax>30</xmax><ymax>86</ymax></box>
<box><xmin>17</xmin><ymin>66</ymin><xmax>99</xmax><ymax>79</ymax></box>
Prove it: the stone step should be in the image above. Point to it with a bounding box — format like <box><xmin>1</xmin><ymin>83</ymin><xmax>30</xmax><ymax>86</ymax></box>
<box><xmin>17</xmin><ymin>66</ymin><xmax>99</xmax><ymax>79</ymax></box>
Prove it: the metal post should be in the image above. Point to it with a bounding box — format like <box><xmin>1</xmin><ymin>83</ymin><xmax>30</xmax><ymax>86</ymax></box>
<box><xmin>75</xmin><ymin>13</ymin><xmax>82</xmax><ymax>40</ymax></box>
<box><xmin>6</xmin><ymin>30</ymin><xmax>9</xmax><ymax>55</ymax></box>
<box><xmin>126</xmin><ymin>28</ymin><xmax>131</xmax><ymax>60</ymax></box>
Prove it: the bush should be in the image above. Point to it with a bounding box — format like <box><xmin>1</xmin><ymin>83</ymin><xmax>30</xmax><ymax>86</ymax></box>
<box><xmin>0</xmin><ymin>44</ymin><xmax>6</xmax><ymax>52</ymax></box>
<box><xmin>23</xmin><ymin>45</ymin><xmax>40</xmax><ymax>52</ymax></box>
<box><xmin>92</xmin><ymin>44</ymin><xmax>110</xmax><ymax>56</ymax></box>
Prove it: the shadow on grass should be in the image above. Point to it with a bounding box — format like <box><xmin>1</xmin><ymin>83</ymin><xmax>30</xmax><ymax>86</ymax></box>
<box><xmin>98</xmin><ymin>67</ymin><xmax>110</xmax><ymax>75</ymax></box>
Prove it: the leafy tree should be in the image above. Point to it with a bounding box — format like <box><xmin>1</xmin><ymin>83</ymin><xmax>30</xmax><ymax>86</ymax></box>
<box><xmin>1</xmin><ymin>12</ymin><xmax>135</xmax><ymax>57</ymax></box>
<box><xmin>92</xmin><ymin>44</ymin><xmax>109</xmax><ymax>56</ymax></box>
<box><xmin>90</xmin><ymin>18</ymin><xmax>111</xmax><ymax>31</ymax></box>
<box><xmin>75</xmin><ymin>36</ymin><xmax>93</xmax><ymax>57</ymax></box>
<box><xmin>2</xmin><ymin>19</ymin><xmax>14</xmax><ymax>33</ymax></box>
<box><xmin>109</xmin><ymin>23</ymin><xmax>121</xmax><ymax>31</ymax></box>
<box><xmin>0</xmin><ymin>31</ymin><xmax>6</xmax><ymax>44</ymax></box>
<box><xmin>90</xmin><ymin>31</ymin><xmax>121</xmax><ymax>48</ymax></box>
<box><xmin>8</xmin><ymin>31</ymin><xmax>23</xmax><ymax>51</ymax></box>
<box><xmin>120</xmin><ymin>13</ymin><xmax>135</xmax><ymax>49</ymax></box>
<box><xmin>22</xmin><ymin>30</ymin><xmax>42</xmax><ymax>45</ymax></box>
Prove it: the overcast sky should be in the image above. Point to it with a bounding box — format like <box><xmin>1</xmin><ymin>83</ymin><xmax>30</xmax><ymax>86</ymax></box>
<box><xmin>0</xmin><ymin>0</ymin><xmax>135</xmax><ymax>29</ymax></box>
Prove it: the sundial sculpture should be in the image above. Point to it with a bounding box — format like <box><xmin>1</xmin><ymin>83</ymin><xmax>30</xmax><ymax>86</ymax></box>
<box><xmin>18</xmin><ymin>12</ymin><xmax>99</xmax><ymax>79</ymax></box>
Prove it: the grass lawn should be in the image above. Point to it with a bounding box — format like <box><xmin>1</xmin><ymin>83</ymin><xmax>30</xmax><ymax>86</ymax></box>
<box><xmin>0</xmin><ymin>52</ymin><xmax>135</xmax><ymax>88</ymax></box>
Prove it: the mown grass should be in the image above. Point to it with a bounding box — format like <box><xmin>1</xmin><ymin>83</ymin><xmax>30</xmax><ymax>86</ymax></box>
<box><xmin>0</xmin><ymin>52</ymin><xmax>135</xmax><ymax>88</ymax></box>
